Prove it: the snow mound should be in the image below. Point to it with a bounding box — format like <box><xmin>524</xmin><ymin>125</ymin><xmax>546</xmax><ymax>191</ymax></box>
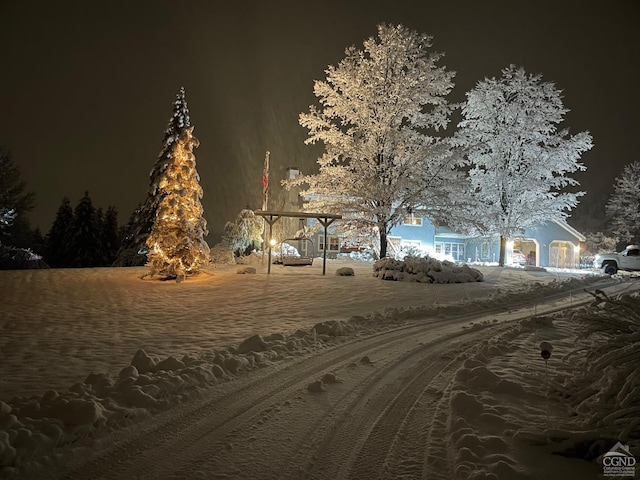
<box><xmin>236</xmin><ymin>266</ymin><xmax>256</xmax><ymax>274</ymax></box>
<box><xmin>335</xmin><ymin>267</ymin><xmax>355</xmax><ymax>276</ymax></box>
<box><xmin>372</xmin><ymin>256</ymin><xmax>483</xmax><ymax>283</ymax></box>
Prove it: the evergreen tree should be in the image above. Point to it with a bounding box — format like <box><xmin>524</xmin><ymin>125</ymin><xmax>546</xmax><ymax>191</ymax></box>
<box><xmin>46</xmin><ymin>197</ymin><xmax>74</xmax><ymax>267</ymax></box>
<box><xmin>102</xmin><ymin>206</ymin><xmax>120</xmax><ymax>265</ymax></box>
<box><xmin>606</xmin><ymin>161</ymin><xmax>640</xmax><ymax>245</ymax></box>
<box><xmin>69</xmin><ymin>191</ymin><xmax>103</xmax><ymax>267</ymax></box>
<box><xmin>145</xmin><ymin>120</ymin><xmax>210</xmax><ymax>279</ymax></box>
<box><xmin>452</xmin><ymin>65</ymin><xmax>593</xmax><ymax>266</ymax></box>
<box><xmin>286</xmin><ymin>24</ymin><xmax>457</xmax><ymax>258</ymax></box>
<box><xmin>116</xmin><ymin>87</ymin><xmax>193</xmax><ymax>266</ymax></box>
<box><xmin>0</xmin><ymin>147</ymin><xmax>36</xmax><ymax>248</ymax></box>
<box><xmin>30</xmin><ymin>227</ymin><xmax>46</xmax><ymax>257</ymax></box>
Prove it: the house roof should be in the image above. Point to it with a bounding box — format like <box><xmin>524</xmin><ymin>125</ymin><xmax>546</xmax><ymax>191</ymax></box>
<box><xmin>555</xmin><ymin>220</ymin><xmax>586</xmax><ymax>242</ymax></box>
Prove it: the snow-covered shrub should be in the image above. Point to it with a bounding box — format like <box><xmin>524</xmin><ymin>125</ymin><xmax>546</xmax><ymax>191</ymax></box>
<box><xmin>555</xmin><ymin>290</ymin><xmax>640</xmax><ymax>444</ymax></box>
<box><xmin>372</xmin><ymin>256</ymin><xmax>483</xmax><ymax>283</ymax></box>
<box><xmin>209</xmin><ymin>243</ymin><xmax>235</xmax><ymax>265</ymax></box>
<box><xmin>0</xmin><ymin>245</ymin><xmax>48</xmax><ymax>270</ymax></box>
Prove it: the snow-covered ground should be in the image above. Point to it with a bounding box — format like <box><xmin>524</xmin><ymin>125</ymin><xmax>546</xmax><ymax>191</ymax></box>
<box><xmin>0</xmin><ymin>257</ymin><xmax>638</xmax><ymax>479</ymax></box>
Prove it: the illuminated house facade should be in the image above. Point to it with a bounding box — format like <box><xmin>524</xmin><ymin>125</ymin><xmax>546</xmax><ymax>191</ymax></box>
<box><xmin>387</xmin><ymin>215</ymin><xmax>585</xmax><ymax>268</ymax></box>
<box><xmin>280</xmin><ymin>168</ymin><xmax>585</xmax><ymax>268</ymax></box>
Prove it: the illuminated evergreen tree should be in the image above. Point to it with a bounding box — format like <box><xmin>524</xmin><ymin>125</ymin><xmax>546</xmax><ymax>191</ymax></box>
<box><xmin>116</xmin><ymin>87</ymin><xmax>194</xmax><ymax>266</ymax></box>
<box><xmin>145</xmin><ymin>108</ymin><xmax>209</xmax><ymax>279</ymax></box>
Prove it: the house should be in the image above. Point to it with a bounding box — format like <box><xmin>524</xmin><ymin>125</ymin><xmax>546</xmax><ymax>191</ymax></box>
<box><xmin>277</xmin><ymin>167</ymin><xmax>586</xmax><ymax>268</ymax></box>
<box><xmin>389</xmin><ymin>214</ymin><xmax>585</xmax><ymax>268</ymax></box>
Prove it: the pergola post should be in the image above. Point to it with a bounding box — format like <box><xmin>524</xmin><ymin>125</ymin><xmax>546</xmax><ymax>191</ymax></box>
<box><xmin>262</xmin><ymin>213</ymin><xmax>279</xmax><ymax>274</ymax></box>
<box><xmin>318</xmin><ymin>216</ymin><xmax>338</xmax><ymax>275</ymax></box>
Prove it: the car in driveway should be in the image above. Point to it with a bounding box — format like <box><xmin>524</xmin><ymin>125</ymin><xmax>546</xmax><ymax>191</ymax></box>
<box><xmin>512</xmin><ymin>249</ymin><xmax>527</xmax><ymax>265</ymax></box>
<box><xmin>594</xmin><ymin>245</ymin><xmax>640</xmax><ymax>275</ymax></box>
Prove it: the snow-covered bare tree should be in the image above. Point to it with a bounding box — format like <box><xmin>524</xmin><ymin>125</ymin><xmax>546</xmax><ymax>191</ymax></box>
<box><xmin>606</xmin><ymin>161</ymin><xmax>640</xmax><ymax>244</ymax></box>
<box><xmin>452</xmin><ymin>65</ymin><xmax>593</xmax><ymax>266</ymax></box>
<box><xmin>287</xmin><ymin>24</ymin><xmax>456</xmax><ymax>258</ymax></box>
<box><xmin>145</xmin><ymin>119</ymin><xmax>210</xmax><ymax>280</ymax></box>
<box><xmin>116</xmin><ymin>87</ymin><xmax>194</xmax><ymax>266</ymax></box>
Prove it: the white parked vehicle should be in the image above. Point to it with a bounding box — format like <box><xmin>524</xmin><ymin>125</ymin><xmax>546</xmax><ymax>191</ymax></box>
<box><xmin>593</xmin><ymin>244</ymin><xmax>640</xmax><ymax>275</ymax></box>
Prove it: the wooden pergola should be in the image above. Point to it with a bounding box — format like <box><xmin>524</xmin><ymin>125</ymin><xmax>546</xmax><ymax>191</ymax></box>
<box><xmin>254</xmin><ymin>210</ymin><xmax>342</xmax><ymax>275</ymax></box>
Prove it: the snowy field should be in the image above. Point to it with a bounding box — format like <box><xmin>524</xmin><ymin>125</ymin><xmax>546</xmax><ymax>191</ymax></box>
<box><xmin>1</xmin><ymin>257</ymin><xmax>639</xmax><ymax>479</ymax></box>
<box><xmin>1</xmin><ymin>257</ymin><xmax>590</xmax><ymax>399</ymax></box>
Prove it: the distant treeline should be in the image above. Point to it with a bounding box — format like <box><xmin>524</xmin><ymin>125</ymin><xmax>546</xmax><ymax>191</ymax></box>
<box><xmin>43</xmin><ymin>192</ymin><xmax>122</xmax><ymax>268</ymax></box>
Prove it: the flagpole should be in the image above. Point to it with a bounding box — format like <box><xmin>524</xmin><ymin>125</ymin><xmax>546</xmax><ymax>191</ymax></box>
<box><xmin>262</xmin><ymin>151</ymin><xmax>270</xmax><ymax>266</ymax></box>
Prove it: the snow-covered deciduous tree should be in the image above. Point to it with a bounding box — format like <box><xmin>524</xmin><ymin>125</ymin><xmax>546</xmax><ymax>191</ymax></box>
<box><xmin>222</xmin><ymin>209</ymin><xmax>263</xmax><ymax>256</ymax></box>
<box><xmin>116</xmin><ymin>87</ymin><xmax>195</xmax><ymax>267</ymax></box>
<box><xmin>145</xmin><ymin>120</ymin><xmax>210</xmax><ymax>279</ymax></box>
<box><xmin>584</xmin><ymin>231</ymin><xmax>618</xmax><ymax>256</ymax></box>
<box><xmin>606</xmin><ymin>161</ymin><xmax>640</xmax><ymax>245</ymax></box>
<box><xmin>452</xmin><ymin>65</ymin><xmax>593</xmax><ymax>266</ymax></box>
<box><xmin>286</xmin><ymin>24</ymin><xmax>457</xmax><ymax>258</ymax></box>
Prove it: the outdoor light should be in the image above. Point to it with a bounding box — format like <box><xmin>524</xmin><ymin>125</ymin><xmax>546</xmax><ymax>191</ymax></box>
<box><xmin>269</xmin><ymin>238</ymin><xmax>277</xmax><ymax>247</ymax></box>
<box><xmin>574</xmin><ymin>245</ymin><xmax>580</xmax><ymax>253</ymax></box>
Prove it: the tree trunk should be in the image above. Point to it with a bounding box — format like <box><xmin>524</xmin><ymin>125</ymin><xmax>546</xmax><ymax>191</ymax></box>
<box><xmin>379</xmin><ymin>229</ymin><xmax>388</xmax><ymax>258</ymax></box>
<box><xmin>499</xmin><ymin>234</ymin><xmax>507</xmax><ymax>267</ymax></box>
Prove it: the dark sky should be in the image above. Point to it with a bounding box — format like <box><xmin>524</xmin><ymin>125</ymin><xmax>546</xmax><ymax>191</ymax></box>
<box><xmin>1</xmin><ymin>0</ymin><xmax>638</xmax><ymax>242</ymax></box>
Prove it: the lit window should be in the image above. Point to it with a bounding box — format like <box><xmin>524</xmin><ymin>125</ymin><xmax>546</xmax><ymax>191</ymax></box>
<box><xmin>403</xmin><ymin>214</ymin><xmax>422</xmax><ymax>226</ymax></box>
<box><xmin>434</xmin><ymin>241</ymin><xmax>465</xmax><ymax>261</ymax></box>
<box><xmin>319</xmin><ymin>234</ymin><xmax>341</xmax><ymax>252</ymax></box>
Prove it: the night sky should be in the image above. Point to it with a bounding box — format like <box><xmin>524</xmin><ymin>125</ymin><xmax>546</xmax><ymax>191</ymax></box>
<box><xmin>1</xmin><ymin>0</ymin><xmax>638</xmax><ymax>242</ymax></box>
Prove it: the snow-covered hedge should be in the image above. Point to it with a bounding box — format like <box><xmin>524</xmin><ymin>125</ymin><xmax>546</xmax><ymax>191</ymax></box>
<box><xmin>373</xmin><ymin>256</ymin><xmax>483</xmax><ymax>283</ymax></box>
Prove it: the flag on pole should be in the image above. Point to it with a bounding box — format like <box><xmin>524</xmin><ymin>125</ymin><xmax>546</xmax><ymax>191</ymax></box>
<box><xmin>262</xmin><ymin>151</ymin><xmax>270</xmax><ymax>211</ymax></box>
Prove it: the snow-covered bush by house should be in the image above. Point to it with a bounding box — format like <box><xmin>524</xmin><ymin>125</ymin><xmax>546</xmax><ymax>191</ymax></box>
<box><xmin>373</xmin><ymin>256</ymin><xmax>483</xmax><ymax>283</ymax></box>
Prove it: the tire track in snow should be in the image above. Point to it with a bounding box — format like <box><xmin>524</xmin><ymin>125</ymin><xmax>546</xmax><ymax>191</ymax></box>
<box><xmin>60</xmin><ymin>319</ymin><xmax>461</xmax><ymax>480</ymax></box>
<box><xmin>304</xmin><ymin>326</ymin><xmax>502</xmax><ymax>480</ymax></box>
